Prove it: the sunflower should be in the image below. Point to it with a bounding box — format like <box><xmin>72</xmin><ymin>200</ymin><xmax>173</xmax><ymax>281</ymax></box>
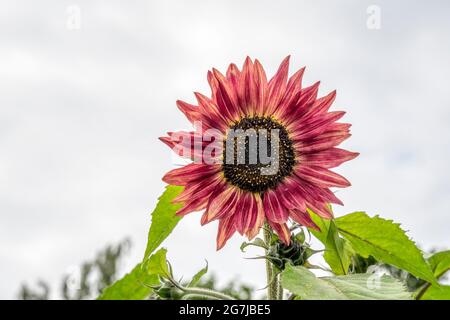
<box><xmin>160</xmin><ymin>56</ymin><xmax>358</xmax><ymax>250</ymax></box>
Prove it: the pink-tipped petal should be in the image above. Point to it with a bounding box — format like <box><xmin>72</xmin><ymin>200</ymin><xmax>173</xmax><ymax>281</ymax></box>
<box><xmin>290</xmin><ymin>209</ymin><xmax>320</xmax><ymax>231</ymax></box>
<box><xmin>159</xmin><ymin>136</ymin><xmax>175</xmax><ymax>149</ymax></box>
<box><xmin>234</xmin><ymin>192</ymin><xmax>253</xmax><ymax>235</ymax></box>
<box><xmin>212</xmin><ymin>68</ymin><xmax>240</xmax><ymax>122</ymax></box>
<box><xmin>276</xmin><ymin>178</ymin><xmax>307</xmax><ymax>211</ymax></box>
<box><xmin>216</xmin><ymin>214</ymin><xmax>237</xmax><ymax>250</ymax></box>
<box><xmin>288</xmin><ymin>111</ymin><xmax>346</xmax><ymax>140</ymax></box>
<box><xmin>298</xmin><ymin>132</ymin><xmax>352</xmax><ymax>153</ymax></box>
<box><xmin>203</xmin><ymin>184</ymin><xmax>240</xmax><ymax>224</ymax></box>
<box><xmin>176</xmin><ymin>100</ymin><xmax>201</xmax><ymax>124</ymax></box>
<box><xmin>287</xmin><ymin>175</ymin><xmax>343</xmax><ymax>208</ymax></box>
<box><xmin>303</xmin><ymin>148</ymin><xmax>359</xmax><ymax>169</ymax></box>
<box><xmin>194</xmin><ymin>92</ymin><xmax>227</xmax><ymax>130</ymax></box>
<box><xmin>307</xmin><ymin>202</ymin><xmax>334</xmax><ymax>219</ymax></box>
<box><xmin>278</xmin><ymin>67</ymin><xmax>305</xmax><ymax>109</ymax></box>
<box><xmin>253</xmin><ymin>59</ymin><xmax>268</xmax><ymax>115</ymax></box>
<box><xmin>297</xmin><ymin>81</ymin><xmax>320</xmax><ymax>107</ymax></box>
<box><xmin>267</xmin><ymin>220</ymin><xmax>291</xmax><ymax>245</ymax></box>
<box><xmin>226</xmin><ymin>63</ymin><xmax>241</xmax><ymax>82</ymax></box>
<box><xmin>238</xmin><ymin>57</ymin><xmax>258</xmax><ymax>115</ymax></box>
<box><xmin>301</xmin><ymin>90</ymin><xmax>337</xmax><ymax>120</ymax></box>
<box><xmin>160</xmin><ymin>131</ymin><xmax>219</xmax><ymax>161</ymax></box>
<box><xmin>298</xmin><ymin>166</ymin><xmax>351</xmax><ymax>188</ymax></box>
<box><xmin>174</xmin><ymin>175</ymin><xmax>221</xmax><ymax>203</ymax></box>
<box><xmin>267</xmin><ymin>56</ymin><xmax>290</xmax><ymax>114</ymax></box>
<box><xmin>284</xmin><ymin>81</ymin><xmax>321</xmax><ymax>123</ymax></box>
<box><xmin>162</xmin><ymin>163</ymin><xmax>220</xmax><ymax>186</ymax></box>
<box><xmin>176</xmin><ymin>197</ymin><xmax>207</xmax><ymax>216</ymax></box>
<box><xmin>263</xmin><ymin>190</ymin><xmax>289</xmax><ymax>223</ymax></box>
<box><xmin>246</xmin><ymin>194</ymin><xmax>265</xmax><ymax>239</ymax></box>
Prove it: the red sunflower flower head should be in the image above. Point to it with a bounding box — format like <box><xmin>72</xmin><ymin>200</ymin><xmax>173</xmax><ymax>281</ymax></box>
<box><xmin>160</xmin><ymin>56</ymin><xmax>358</xmax><ymax>250</ymax></box>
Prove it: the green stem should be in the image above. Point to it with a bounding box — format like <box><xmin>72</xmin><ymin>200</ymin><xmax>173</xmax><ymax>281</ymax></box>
<box><xmin>180</xmin><ymin>287</ymin><xmax>236</xmax><ymax>300</ymax></box>
<box><xmin>181</xmin><ymin>293</ymin><xmax>220</xmax><ymax>300</ymax></box>
<box><xmin>167</xmin><ymin>276</ymin><xmax>236</xmax><ymax>300</ymax></box>
<box><xmin>263</xmin><ymin>222</ymin><xmax>279</xmax><ymax>300</ymax></box>
<box><xmin>277</xmin><ymin>276</ymin><xmax>283</xmax><ymax>300</ymax></box>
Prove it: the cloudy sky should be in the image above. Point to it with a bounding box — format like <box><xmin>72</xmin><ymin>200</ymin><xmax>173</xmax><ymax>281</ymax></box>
<box><xmin>1</xmin><ymin>0</ymin><xmax>449</xmax><ymax>299</ymax></box>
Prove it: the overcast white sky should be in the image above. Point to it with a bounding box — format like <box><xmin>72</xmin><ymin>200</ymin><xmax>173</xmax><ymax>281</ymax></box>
<box><xmin>1</xmin><ymin>0</ymin><xmax>449</xmax><ymax>299</ymax></box>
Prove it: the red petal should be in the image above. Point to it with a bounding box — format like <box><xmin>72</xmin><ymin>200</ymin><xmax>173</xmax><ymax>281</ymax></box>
<box><xmin>267</xmin><ymin>220</ymin><xmax>291</xmax><ymax>245</ymax></box>
<box><xmin>267</xmin><ymin>56</ymin><xmax>290</xmax><ymax>114</ymax></box>
<box><xmin>307</xmin><ymin>202</ymin><xmax>334</xmax><ymax>219</ymax></box>
<box><xmin>239</xmin><ymin>57</ymin><xmax>258</xmax><ymax>115</ymax></box>
<box><xmin>253</xmin><ymin>59</ymin><xmax>268</xmax><ymax>115</ymax></box>
<box><xmin>160</xmin><ymin>131</ymin><xmax>221</xmax><ymax>161</ymax></box>
<box><xmin>235</xmin><ymin>192</ymin><xmax>256</xmax><ymax>235</ymax></box>
<box><xmin>302</xmin><ymin>148</ymin><xmax>359</xmax><ymax>168</ymax></box>
<box><xmin>194</xmin><ymin>92</ymin><xmax>227</xmax><ymax>130</ymax></box>
<box><xmin>226</xmin><ymin>63</ymin><xmax>241</xmax><ymax>83</ymax></box>
<box><xmin>289</xmin><ymin>209</ymin><xmax>320</xmax><ymax>230</ymax></box>
<box><xmin>289</xmin><ymin>111</ymin><xmax>346</xmax><ymax>141</ymax></box>
<box><xmin>297</xmin><ymin>81</ymin><xmax>320</xmax><ymax>108</ymax></box>
<box><xmin>203</xmin><ymin>185</ymin><xmax>240</xmax><ymax>224</ymax></box>
<box><xmin>298</xmin><ymin>166</ymin><xmax>351</xmax><ymax>188</ymax></box>
<box><xmin>176</xmin><ymin>197</ymin><xmax>208</xmax><ymax>216</ymax></box>
<box><xmin>246</xmin><ymin>194</ymin><xmax>265</xmax><ymax>239</ymax></box>
<box><xmin>211</xmin><ymin>68</ymin><xmax>240</xmax><ymax>122</ymax></box>
<box><xmin>174</xmin><ymin>175</ymin><xmax>221</xmax><ymax>203</ymax></box>
<box><xmin>298</xmin><ymin>132</ymin><xmax>351</xmax><ymax>153</ymax></box>
<box><xmin>162</xmin><ymin>163</ymin><xmax>220</xmax><ymax>185</ymax></box>
<box><xmin>301</xmin><ymin>90</ymin><xmax>336</xmax><ymax>120</ymax></box>
<box><xmin>176</xmin><ymin>100</ymin><xmax>201</xmax><ymax>124</ymax></box>
<box><xmin>279</xmin><ymin>67</ymin><xmax>305</xmax><ymax>107</ymax></box>
<box><xmin>284</xmin><ymin>81</ymin><xmax>320</xmax><ymax>122</ymax></box>
<box><xmin>263</xmin><ymin>190</ymin><xmax>289</xmax><ymax>223</ymax></box>
<box><xmin>288</xmin><ymin>175</ymin><xmax>344</xmax><ymax>207</ymax></box>
<box><xmin>275</xmin><ymin>179</ymin><xmax>307</xmax><ymax>211</ymax></box>
<box><xmin>216</xmin><ymin>215</ymin><xmax>237</xmax><ymax>250</ymax></box>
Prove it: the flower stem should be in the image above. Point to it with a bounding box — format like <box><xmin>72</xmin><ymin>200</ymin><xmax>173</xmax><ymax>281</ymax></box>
<box><xmin>166</xmin><ymin>275</ymin><xmax>236</xmax><ymax>300</ymax></box>
<box><xmin>277</xmin><ymin>278</ymin><xmax>283</xmax><ymax>300</ymax></box>
<box><xmin>263</xmin><ymin>222</ymin><xmax>279</xmax><ymax>300</ymax></box>
<box><xmin>180</xmin><ymin>287</ymin><xmax>236</xmax><ymax>300</ymax></box>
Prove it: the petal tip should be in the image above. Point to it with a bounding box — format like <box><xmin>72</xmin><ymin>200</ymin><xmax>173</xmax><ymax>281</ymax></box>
<box><xmin>244</xmin><ymin>56</ymin><xmax>253</xmax><ymax>65</ymax></box>
<box><xmin>281</xmin><ymin>55</ymin><xmax>291</xmax><ymax>65</ymax></box>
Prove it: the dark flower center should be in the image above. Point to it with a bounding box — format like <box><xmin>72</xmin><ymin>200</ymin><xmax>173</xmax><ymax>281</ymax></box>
<box><xmin>222</xmin><ymin>116</ymin><xmax>296</xmax><ymax>193</ymax></box>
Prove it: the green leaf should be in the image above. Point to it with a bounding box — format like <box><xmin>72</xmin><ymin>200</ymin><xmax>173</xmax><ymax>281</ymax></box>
<box><xmin>420</xmin><ymin>285</ymin><xmax>450</xmax><ymax>300</ymax></box>
<box><xmin>144</xmin><ymin>248</ymin><xmax>170</xmax><ymax>278</ymax></box>
<box><xmin>294</xmin><ymin>228</ymin><xmax>306</xmax><ymax>243</ymax></box>
<box><xmin>309</xmin><ymin>210</ymin><xmax>353</xmax><ymax>275</ymax></box>
<box><xmin>97</xmin><ymin>263</ymin><xmax>158</xmax><ymax>300</ymax></box>
<box><xmin>282</xmin><ymin>265</ymin><xmax>344</xmax><ymax>299</ymax></box>
<box><xmin>335</xmin><ymin>212</ymin><xmax>436</xmax><ymax>284</ymax></box>
<box><xmin>98</xmin><ymin>248</ymin><xmax>169</xmax><ymax>300</ymax></box>
<box><xmin>143</xmin><ymin>185</ymin><xmax>184</xmax><ymax>261</ymax></box>
<box><xmin>240</xmin><ymin>237</ymin><xmax>268</xmax><ymax>252</ymax></box>
<box><xmin>281</xmin><ymin>265</ymin><xmax>412</xmax><ymax>300</ymax></box>
<box><xmin>428</xmin><ymin>250</ymin><xmax>450</xmax><ymax>278</ymax></box>
<box><xmin>416</xmin><ymin>251</ymin><xmax>450</xmax><ymax>300</ymax></box>
<box><xmin>97</xmin><ymin>185</ymin><xmax>183</xmax><ymax>301</ymax></box>
<box><xmin>188</xmin><ymin>261</ymin><xmax>208</xmax><ymax>287</ymax></box>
